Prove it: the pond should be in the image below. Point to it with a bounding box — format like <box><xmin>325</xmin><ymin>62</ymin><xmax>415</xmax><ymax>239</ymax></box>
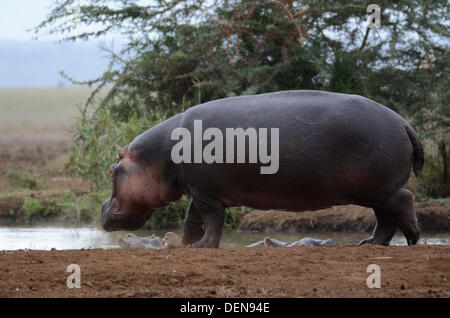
<box><xmin>0</xmin><ymin>227</ymin><xmax>449</xmax><ymax>251</ymax></box>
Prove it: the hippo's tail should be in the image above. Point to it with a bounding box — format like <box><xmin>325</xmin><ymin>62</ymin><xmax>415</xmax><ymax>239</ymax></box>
<box><xmin>405</xmin><ymin>126</ymin><xmax>424</xmax><ymax>177</ymax></box>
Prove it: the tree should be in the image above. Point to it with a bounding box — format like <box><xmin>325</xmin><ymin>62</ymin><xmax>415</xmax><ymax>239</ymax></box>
<box><xmin>36</xmin><ymin>0</ymin><xmax>449</xmax><ymax>197</ymax></box>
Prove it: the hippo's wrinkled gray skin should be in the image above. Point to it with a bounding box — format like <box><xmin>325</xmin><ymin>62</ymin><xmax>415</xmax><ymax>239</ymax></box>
<box><xmin>101</xmin><ymin>90</ymin><xmax>424</xmax><ymax>248</ymax></box>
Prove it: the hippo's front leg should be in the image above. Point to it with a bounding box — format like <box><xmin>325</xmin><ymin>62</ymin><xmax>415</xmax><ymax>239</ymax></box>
<box><xmin>188</xmin><ymin>188</ymin><xmax>225</xmax><ymax>248</ymax></box>
<box><xmin>182</xmin><ymin>199</ymin><xmax>205</xmax><ymax>245</ymax></box>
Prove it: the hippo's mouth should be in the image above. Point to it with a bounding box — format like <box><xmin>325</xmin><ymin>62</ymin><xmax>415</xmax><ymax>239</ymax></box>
<box><xmin>100</xmin><ymin>197</ymin><xmax>154</xmax><ymax>232</ymax></box>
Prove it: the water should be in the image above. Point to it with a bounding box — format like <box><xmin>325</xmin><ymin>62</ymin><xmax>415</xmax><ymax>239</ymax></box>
<box><xmin>0</xmin><ymin>227</ymin><xmax>448</xmax><ymax>251</ymax></box>
<box><xmin>0</xmin><ymin>227</ymin><xmax>119</xmax><ymax>251</ymax></box>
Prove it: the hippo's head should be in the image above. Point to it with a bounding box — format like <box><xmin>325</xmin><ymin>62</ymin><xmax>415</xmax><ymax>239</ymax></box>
<box><xmin>100</xmin><ymin>146</ymin><xmax>163</xmax><ymax>231</ymax></box>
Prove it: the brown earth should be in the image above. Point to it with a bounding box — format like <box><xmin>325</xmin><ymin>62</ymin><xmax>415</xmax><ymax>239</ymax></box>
<box><xmin>238</xmin><ymin>203</ymin><xmax>450</xmax><ymax>233</ymax></box>
<box><xmin>0</xmin><ymin>245</ymin><xmax>448</xmax><ymax>298</ymax></box>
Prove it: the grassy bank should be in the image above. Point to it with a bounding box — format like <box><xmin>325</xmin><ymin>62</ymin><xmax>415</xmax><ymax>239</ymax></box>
<box><xmin>0</xmin><ymin>188</ymin><xmax>249</xmax><ymax>230</ymax></box>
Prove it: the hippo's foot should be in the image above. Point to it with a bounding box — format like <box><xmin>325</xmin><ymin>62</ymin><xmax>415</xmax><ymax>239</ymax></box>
<box><xmin>358</xmin><ymin>237</ymin><xmax>375</xmax><ymax>246</ymax></box>
<box><xmin>358</xmin><ymin>209</ymin><xmax>397</xmax><ymax>246</ymax></box>
<box><xmin>182</xmin><ymin>199</ymin><xmax>206</xmax><ymax>245</ymax></box>
<box><xmin>386</xmin><ymin>189</ymin><xmax>420</xmax><ymax>245</ymax></box>
<box><xmin>191</xmin><ymin>235</ymin><xmax>220</xmax><ymax>248</ymax></box>
<box><xmin>361</xmin><ymin>189</ymin><xmax>420</xmax><ymax>246</ymax></box>
<box><xmin>187</xmin><ymin>188</ymin><xmax>225</xmax><ymax>248</ymax></box>
<box><xmin>358</xmin><ymin>234</ymin><xmax>393</xmax><ymax>247</ymax></box>
<box><xmin>182</xmin><ymin>222</ymin><xmax>205</xmax><ymax>246</ymax></box>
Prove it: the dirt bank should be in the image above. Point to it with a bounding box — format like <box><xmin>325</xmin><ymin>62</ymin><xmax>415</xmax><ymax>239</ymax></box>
<box><xmin>238</xmin><ymin>202</ymin><xmax>450</xmax><ymax>233</ymax></box>
<box><xmin>0</xmin><ymin>245</ymin><xmax>448</xmax><ymax>298</ymax></box>
<box><xmin>0</xmin><ymin>189</ymin><xmax>90</xmax><ymax>226</ymax></box>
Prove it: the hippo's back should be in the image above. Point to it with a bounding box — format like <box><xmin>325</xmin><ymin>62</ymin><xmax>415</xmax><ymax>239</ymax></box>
<box><xmin>138</xmin><ymin>90</ymin><xmax>418</xmax><ymax>211</ymax></box>
<box><xmin>175</xmin><ymin>91</ymin><xmax>414</xmax><ymax>209</ymax></box>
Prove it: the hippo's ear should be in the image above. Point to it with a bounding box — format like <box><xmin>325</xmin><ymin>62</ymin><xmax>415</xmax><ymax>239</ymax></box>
<box><xmin>116</xmin><ymin>145</ymin><xmax>125</xmax><ymax>160</ymax></box>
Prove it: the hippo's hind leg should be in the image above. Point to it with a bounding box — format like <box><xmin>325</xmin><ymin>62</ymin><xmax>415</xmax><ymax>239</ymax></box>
<box><xmin>188</xmin><ymin>188</ymin><xmax>225</xmax><ymax>248</ymax></box>
<box><xmin>360</xmin><ymin>189</ymin><xmax>420</xmax><ymax>246</ymax></box>
<box><xmin>384</xmin><ymin>188</ymin><xmax>420</xmax><ymax>245</ymax></box>
<box><xmin>182</xmin><ymin>199</ymin><xmax>205</xmax><ymax>246</ymax></box>
<box><xmin>358</xmin><ymin>209</ymin><xmax>397</xmax><ymax>246</ymax></box>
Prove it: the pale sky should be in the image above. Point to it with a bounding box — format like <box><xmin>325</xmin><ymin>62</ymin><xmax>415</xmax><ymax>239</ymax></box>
<box><xmin>0</xmin><ymin>1</ymin><xmax>114</xmax><ymax>87</ymax></box>
<box><xmin>0</xmin><ymin>0</ymin><xmax>58</xmax><ymax>41</ymax></box>
<box><xmin>0</xmin><ymin>0</ymin><xmax>120</xmax><ymax>42</ymax></box>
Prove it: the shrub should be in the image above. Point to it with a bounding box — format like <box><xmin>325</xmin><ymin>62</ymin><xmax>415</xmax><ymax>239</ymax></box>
<box><xmin>6</xmin><ymin>166</ymin><xmax>45</xmax><ymax>190</ymax></box>
<box><xmin>23</xmin><ymin>197</ymin><xmax>44</xmax><ymax>221</ymax></box>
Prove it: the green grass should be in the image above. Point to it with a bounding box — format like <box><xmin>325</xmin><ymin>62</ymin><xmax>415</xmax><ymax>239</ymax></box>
<box><xmin>5</xmin><ymin>165</ymin><xmax>45</xmax><ymax>190</ymax></box>
<box><xmin>0</xmin><ymin>87</ymin><xmax>92</xmax><ymax>112</ymax></box>
<box><xmin>0</xmin><ymin>88</ymin><xmax>103</xmax><ymax>135</ymax></box>
<box><xmin>23</xmin><ymin>197</ymin><xmax>45</xmax><ymax>221</ymax></box>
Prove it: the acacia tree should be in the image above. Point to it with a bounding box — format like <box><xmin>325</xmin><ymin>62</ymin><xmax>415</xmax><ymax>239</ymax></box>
<box><xmin>36</xmin><ymin>0</ymin><xmax>449</xmax><ymax>197</ymax></box>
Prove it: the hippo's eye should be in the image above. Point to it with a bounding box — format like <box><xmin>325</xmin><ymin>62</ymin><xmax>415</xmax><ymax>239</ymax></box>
<box><xmin>109</xmin><ymin>163</ymin><xmax>118</xmax><ymax>178</ymax></box>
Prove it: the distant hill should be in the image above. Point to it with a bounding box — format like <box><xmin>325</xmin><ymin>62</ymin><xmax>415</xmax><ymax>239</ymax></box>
<box><xmin>0</xmin><ymin>41</ymin><xmax>111</xmax><ymax>88</ymax></box>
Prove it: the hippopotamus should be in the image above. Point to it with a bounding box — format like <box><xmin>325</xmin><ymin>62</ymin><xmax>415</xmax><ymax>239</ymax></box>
<box><xmin>245</xmin><ymin>237</ymin><xmax>335</xmax><ymax>247</ymax></box>
<box><xmin>101</xmin><ymin>90</ymin><xmax>424</xmax><ymax>248</ymax></box>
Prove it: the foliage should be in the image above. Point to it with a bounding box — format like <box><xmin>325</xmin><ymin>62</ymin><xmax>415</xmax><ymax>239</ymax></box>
<box><xmin>418</xmin><ymin>145</ymin><xmax>450</xmax><ymax>198</ymax></box>
<box><xmin>55</xmin><ymin>191</ymin><xmax>105</xmax><ymax>225</ymax></box>
<box><xmin>143</xmin><ymin>196</ymin><xmax>252</xmax><ymax>230</ymax></box>
<box><xmin>6</xmin><ymin>166</ymin><xmax>45</xmax><ymax>190</ymax></box>
<box><xmin>225</xmin><ymin>206</ymin><xmax>253</xmax><ymax>229</ymax></box>
<box><xmin>144</xmin><ymin>196</ymin><xmax>191</xmax><ymax>230</ymax></box>
<box><xmin>23</xmin><ymin>197</ymin><xmax>45</xmax><ymax>221</ymax></box>
<box><xmin>68</xmin><ymin>106</ymin><xmax>163</xmax><ymax>189</ymax></box>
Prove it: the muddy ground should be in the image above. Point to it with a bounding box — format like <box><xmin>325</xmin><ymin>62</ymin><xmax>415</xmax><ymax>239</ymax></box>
<box><xmin>0</xmin><ymin>245</ymin><xmax>448</xmax><ymax>298</ymax></box>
